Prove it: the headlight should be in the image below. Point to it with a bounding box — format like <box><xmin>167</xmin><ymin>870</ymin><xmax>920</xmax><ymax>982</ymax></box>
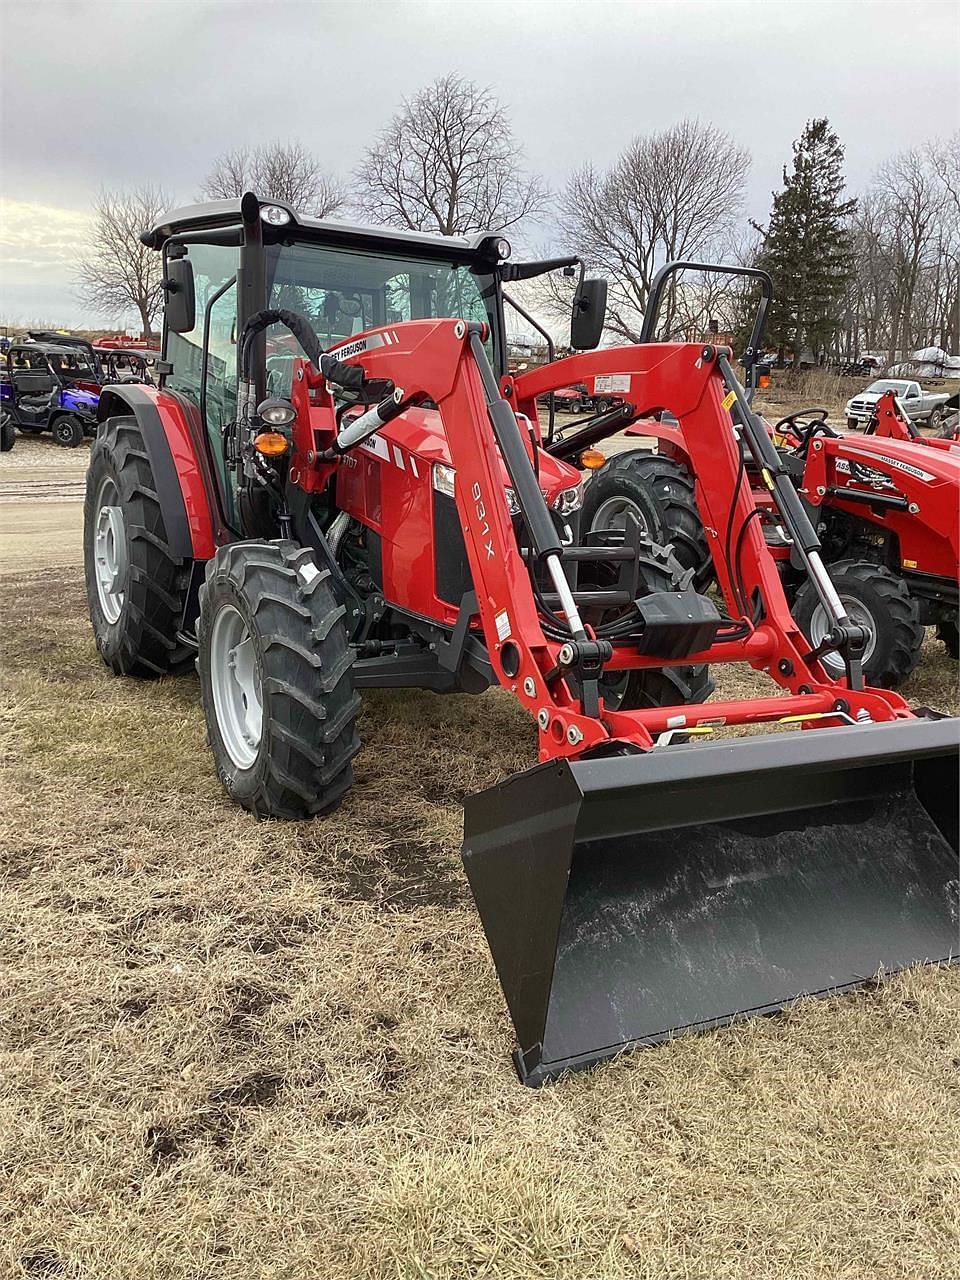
<box><xmin>432</xmin><ymin>462</ymin><xmax>456</xmax><ymax>499</ymax></box>
<box><xmin>552</xmin><ymin>482</ymin><xmax>584</xmax><ymax>516</ymax></box>
<box><xmin>260</xmin><ymin>204</ymin><xmax>291</xmax><ymax>226</ymax></box>
<box><xmin>257</xmin><ymin>396</ymin><xmax>297</xmax><ymax>427</ymax></box>
<box><xmin>436</xmin><ymin>464</ymin><xmax>521</xmax><ymax>516</ymax></box>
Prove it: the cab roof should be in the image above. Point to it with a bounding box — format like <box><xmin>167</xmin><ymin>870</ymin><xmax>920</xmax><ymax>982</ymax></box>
<box><xmin>143</xmin><ymin>196</ymin><xmax>506</xmax><ymax>262</ymax></box>
<box><xmin>10</xmin><ymin>340</ymin><xmax>88</xmax><ymax>357</ymax></box>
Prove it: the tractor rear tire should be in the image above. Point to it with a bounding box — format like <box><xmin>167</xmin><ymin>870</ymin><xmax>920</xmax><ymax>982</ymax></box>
<box><xmin>84</xmin><ymin>415</ymin><xmax>193</xmax><ymax>677</ymax></box>
<box><xmin>583</xmin><ymin>450</ymin><xmax>713</xmax><ymax>590</ymax></box>
<box><xmin>52</xmin><ymin>415</ymin><xmax>84</xmax><ymax>447</ymax></box>
<box><xmin>198</xmin><ymin>541</ymin><xmax>361</xmax><ymax>819</ymax></box>
<box><xmin>936</xmin><ymin>619</ymin><xmax>958</xmax><ymax>659</ymax></box>
<box><xmin>792</xmin><ymin>560</ymin><xmax>924</xmax><ymax>689</ymax></box>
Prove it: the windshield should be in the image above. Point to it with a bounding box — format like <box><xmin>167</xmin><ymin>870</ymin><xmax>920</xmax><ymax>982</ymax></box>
<box><xmin>264</xmin><ymin>239</ymin><xmax>496</xmax><ymax>394</ymax></box>
<box><xmin>867</xmin><ymin>380</ymin><xmax>909</xmax><ymax>394</ymax></box>
<box><xmin>51</xmin><ymin>352</ymin><xmax>97</xmax><ymax>379</ymax></box>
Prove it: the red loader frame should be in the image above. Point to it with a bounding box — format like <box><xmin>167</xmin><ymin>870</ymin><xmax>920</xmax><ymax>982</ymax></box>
<box><xmin>864</xmin><ymin>388</ymin><xmax>960</xmax><ymax>453</ymax></box>
<box><xmin>300</xmin><ymin>319</ymin><xmax>913</xmax><ymax>761</ymax></box>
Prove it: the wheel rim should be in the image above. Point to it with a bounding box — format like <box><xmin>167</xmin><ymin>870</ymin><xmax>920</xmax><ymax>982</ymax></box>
<box><xmin>210</xmin><ymin>603</ymin><xmax>263</xmax><ymax>770</ymax></box>
<box><xmin>55</xmin><ymin>420</ymin><xmax>72</xmax><ymax>443</ymax></box>
<box><xmin>93</xmin><ymin>477</ymin><xmax>127</xmax><ymax>624</ymax></box>
<box><xmin>808</xmin><ymin>593</ymin><xmax>878</xmax><ymax>676</ymax></box>
<box><xmin>589</xmin><ymin>494</ymin><xmax>650</xmax><ymax>538</ymax></box>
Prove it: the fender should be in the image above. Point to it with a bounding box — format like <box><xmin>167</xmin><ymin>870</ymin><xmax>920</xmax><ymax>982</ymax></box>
<box><xmin>97</xmin><ymin>385</ymin><xmax>222</xmax><ymax>560</ymax></box>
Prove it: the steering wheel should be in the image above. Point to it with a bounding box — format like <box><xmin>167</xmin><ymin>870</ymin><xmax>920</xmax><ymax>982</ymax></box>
<box><xmin>774</xmin><ymin>407</ymin><xmax>837</xmax><ymax>453</ymax></box>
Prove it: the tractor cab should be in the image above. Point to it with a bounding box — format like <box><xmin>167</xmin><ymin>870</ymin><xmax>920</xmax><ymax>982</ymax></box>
<box><xmin>142</xmin><ymin>194</ymin><xmax>603</xmax><ymax>532</ymax></box>
<box><xmin>0</xmin><ymin>340</ymin><xmax>99</xmax><ymax>446</ymax></box>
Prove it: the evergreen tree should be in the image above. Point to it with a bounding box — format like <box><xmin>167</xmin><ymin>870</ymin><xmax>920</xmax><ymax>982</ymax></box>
<box><xmin>756</xmin><ymin>119</ymin><xmax>856</xmax><ymax>360</ymax></box>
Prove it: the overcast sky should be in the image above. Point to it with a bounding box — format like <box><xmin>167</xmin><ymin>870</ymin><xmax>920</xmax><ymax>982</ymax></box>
<box><xmin>1</xmin><ymin>0</ymin><xmax>958</xmax><ymax>328</ymax></box>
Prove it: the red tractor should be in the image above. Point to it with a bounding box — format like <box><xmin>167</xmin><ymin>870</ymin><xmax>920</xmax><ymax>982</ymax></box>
<box><xmin>572</xmin><ymin>264</ymin><xmax>960</xmax><ymax>686</ymax></box>
<box><xmin>83</xmin><ymin>197</ymin><xmax>957</xmax><ymax>1086</ymax></box>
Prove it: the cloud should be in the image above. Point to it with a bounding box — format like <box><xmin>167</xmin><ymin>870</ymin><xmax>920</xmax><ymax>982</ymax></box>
<box><xmin>0</xmin><ymin>199</ymin><xmax>100</xmax><ymax>325</ymax></box>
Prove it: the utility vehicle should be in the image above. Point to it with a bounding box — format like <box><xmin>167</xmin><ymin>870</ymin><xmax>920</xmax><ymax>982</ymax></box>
<box><xmin>1</xmin><ymin>340</ymin><xmax>99</xmax><ymax>446</ymax></box>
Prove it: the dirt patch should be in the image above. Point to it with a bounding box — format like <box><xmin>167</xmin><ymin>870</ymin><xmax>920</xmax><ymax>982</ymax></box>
<box><xmin>0</xmin><ymin>435</ymin><xmax>90</xmax><ymax>574</ymax></box>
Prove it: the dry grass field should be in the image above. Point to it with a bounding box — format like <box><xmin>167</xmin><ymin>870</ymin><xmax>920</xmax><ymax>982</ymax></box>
<box><xmin>2</xmin><ymin>555</ymin><xmax>959</xmax><ymax>1280</ymax></box>
<box><xmin>2</xmin><ymin>400</ymin><xmax>959</xmax><ymax>1278</ymax></box>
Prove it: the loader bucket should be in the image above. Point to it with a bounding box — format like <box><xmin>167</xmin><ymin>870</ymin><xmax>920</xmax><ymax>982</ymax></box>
<box><xmin>462</xmin><ymin>718</ymin><xmax>959</xmax><ymax>1086</ymax></box>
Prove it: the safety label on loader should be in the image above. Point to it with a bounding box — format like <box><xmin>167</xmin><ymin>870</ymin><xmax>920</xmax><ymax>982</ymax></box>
<box><xmin>495</xmin><ymin>610</ymin><xmax>512</xmax><ymax>643</ymax></box>
<box><xmin>594</xmin><ymin>374</ymin><xmax>631</xmax><ymax>393</ymax></box>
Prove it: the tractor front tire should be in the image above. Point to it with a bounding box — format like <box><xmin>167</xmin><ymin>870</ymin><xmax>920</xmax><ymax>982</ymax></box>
<box><xmin>84</xmin><ymin>415</ymin><xmax>193</xmax><ymax>676</ymax></box>
<box><xmin>583</xmin><ymin>450</ymin><xmax>713</xmax><ymax>590</ymax></box>
<box><xmin>792</xmin><ymin>560</ymin><xmax>924</xmax><ymax>689</ymax></box>
<box><xmin>52</xmin><ymin>415</ymin><xmax>84</xmax><ymax>447</ymax></box>
<box><xmin>198</xmin><ymin>541</ymin><xmax>361</xmax><ymax>819</ymax></box>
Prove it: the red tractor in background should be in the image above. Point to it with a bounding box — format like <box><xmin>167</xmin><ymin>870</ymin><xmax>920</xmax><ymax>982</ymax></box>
<box><xmin>82</xmin><ymin>198</ymin><xmax>957</xmax><ymax>1086</ymax></box>
<box><xmin>566</xmin><ymin>264</ymin><xmax>960</xmax><ymax>686</ymax></box>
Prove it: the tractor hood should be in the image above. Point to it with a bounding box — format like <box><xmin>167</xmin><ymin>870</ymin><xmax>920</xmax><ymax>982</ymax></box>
<box><xmin>836</xmin><ymin>433</ymin><xmax>960</xmax><ymax>484</ymax></box>
<box><xmin>375</xmin><ymin>404</ymin><xmax>584</xmax><ymax>511</ymax></box>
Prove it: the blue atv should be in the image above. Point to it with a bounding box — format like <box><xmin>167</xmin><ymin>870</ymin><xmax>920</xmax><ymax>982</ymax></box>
<box><xmin>1</xmin><ymin>339</ymin><xmax>100</xmax><ymax>447</ymax></box>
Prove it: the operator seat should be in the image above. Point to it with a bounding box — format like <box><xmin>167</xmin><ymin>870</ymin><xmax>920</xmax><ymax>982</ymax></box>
<box><xmin>13</xmin><ymin>370</ymin><xmax>56</xmax><ymax>409</ymax></box>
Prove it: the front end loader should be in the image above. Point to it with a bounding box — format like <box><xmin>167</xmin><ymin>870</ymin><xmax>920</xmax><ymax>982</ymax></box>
<box><xmin>567</xmin><ymin>263</ymin><xmax>960</xmax><ymax>686</ymax></box>
<box><xmin>83</xmin><ymin>196</ymin><xmax>959</xmax><ymax>1085</ymax></box>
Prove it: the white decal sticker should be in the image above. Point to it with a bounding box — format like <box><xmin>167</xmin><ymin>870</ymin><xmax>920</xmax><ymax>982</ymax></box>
<box><xmin>495</xmin><ymin>610</ymin><xmax>512</xmax><ymax>643</ymax></box>
<box><xmin>872</xmin><ymin>454</ymin><xmax>935</xmax><ymax>483</ymax></box>
<box><xmin>359</xmin><ymin>433</ymin><xmax>390</xmax><ymax>461</ymax></box>
<box><xmin>392</xmin><ymin>444</ymin><xmax>405</xmax><ymax>470</ymax></box>
<box><xmin>594</xmin><ymin>374</ymin><xmax>631</xmax><ymax>393</ymax></box>
<box><xmin>839</xmin><ymin>449</ymin><xmax>933</xmax><ymax>483</ymax></box>
<box><xmin>327</xmin><ymin>332</ymin><xmax>386</xmax><ymax>360</ymax></box>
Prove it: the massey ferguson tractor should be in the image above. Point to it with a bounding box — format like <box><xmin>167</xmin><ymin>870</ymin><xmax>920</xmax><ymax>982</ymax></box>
<box><xmin>83</xmin><ymin>195</ymin><xmax>958</xmax><ymax>1086</ymax></box>
<box><xmin>573</xmin><ymin>263</ymin><xmax>960</xmax><ymax>687</ymax></box>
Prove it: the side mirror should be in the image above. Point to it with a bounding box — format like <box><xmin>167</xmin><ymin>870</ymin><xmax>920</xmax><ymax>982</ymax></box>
<box><xmin>164</xmin><ymin>256</ymin><xmax>196</xmax><ymax>334</ymax></box>
<box><xmin>571</xmin><ymin>277</ymin><xmax>607</xmax><ymax>351</ymax></box>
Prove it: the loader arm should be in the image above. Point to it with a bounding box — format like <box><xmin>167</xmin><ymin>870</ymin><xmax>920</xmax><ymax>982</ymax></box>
<box><xmin>305</xmin><ymin>321</ymin><xmax>914</xmax><ymax>763</ymax></box>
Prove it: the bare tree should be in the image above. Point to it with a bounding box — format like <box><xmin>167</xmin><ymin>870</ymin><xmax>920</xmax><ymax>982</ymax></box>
<box><xmin>353</xmin><ymin>74</ymin><xmax>547</xmax><ymax>235</ymax></box>
<box><xmin>927</xmin><ymin>133</ymin><xmax>960</xmax><ymax>351</ymax></box>
<box><xmin>201</xmin><ymin>141</ymin><xmax>345</xmax><ymax>217</ymax></box>
<box><xmin>76</xmin><ymin>186</ymin><xmax>170</xmax><ymax>338</ymax></box>
<box><xmin>874</xmin><ymin>149</ymin><xmax>945</xmax><ymax>360</ymax></box>
<box><xmin>555</xmin><ymin>121</ymin><xmax>750</xmax><ymax>341</ymax></box>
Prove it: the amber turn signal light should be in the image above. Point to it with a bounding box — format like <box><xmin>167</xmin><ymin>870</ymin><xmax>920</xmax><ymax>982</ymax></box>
<box><xmin>758</xmin><ymin>374</ymin><xmax>771</xmax><ymax>389</ymax></box>
<box><xmin>254</xmin><ymin>431</ymin><xmax>290</xmax><ymax>457</ymax></box>
<box><xmin>579</xmin><ymin>448</ymin><xmax>606</xmax><ymax>470</ymax></box>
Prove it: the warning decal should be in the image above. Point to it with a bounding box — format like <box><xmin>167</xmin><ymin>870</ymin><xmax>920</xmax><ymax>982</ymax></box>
<box><xmin>594</xmin><ymin>374</ymin><xmax>631</xmax><ymax>394</ymax></box>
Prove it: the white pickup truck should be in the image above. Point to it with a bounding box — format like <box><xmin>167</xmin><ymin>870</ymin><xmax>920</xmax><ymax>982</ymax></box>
<box><xmin>845</xmin><ymin>379</ymin><xmax>950</xmax><ymax>429</ymax></box>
